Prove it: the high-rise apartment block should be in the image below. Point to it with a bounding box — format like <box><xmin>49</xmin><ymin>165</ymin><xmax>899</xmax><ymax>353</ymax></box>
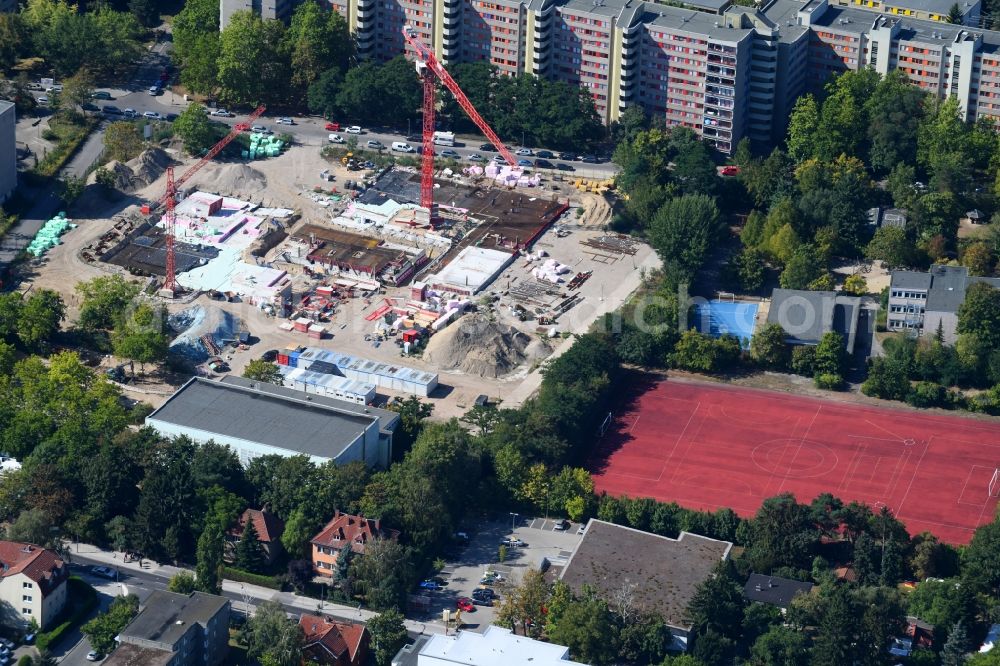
<box><xmin>222</xmin><ymin>0</ymin><xmax>999</xmax><ymax>152</ymax></box>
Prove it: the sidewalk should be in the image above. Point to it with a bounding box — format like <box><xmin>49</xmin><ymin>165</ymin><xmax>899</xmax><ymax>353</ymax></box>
<box><xmin>69</xmin><ymin>542</ymin><xmax>444</xmax><ymax>635</ymax></box>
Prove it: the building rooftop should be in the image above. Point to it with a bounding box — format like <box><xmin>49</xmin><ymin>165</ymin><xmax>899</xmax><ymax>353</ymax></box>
<box><xmin>743</xmin><ymin>573</ymin><xmax>814</xmax><ymax>608</ymax></box>
<box><xmin>427</xmin><ymin>246</ymin><xmax>514</xmax><ymax>294</ymax></box>
<box><xmin>560</xmin><ymin>521</ymin><xmax>732</xmax><ymax>631</ymax></box>
<box><xmin>121</xmin><ymin>590</ymin><xmax>228</xmax><ymax>647</ymax></box>
<box><xmin>418</xmin><ymin>627</ymin><xmax>586</xmax><ymax>666</ymax></box>
<box><xmin>644</xmin><ymin>4</ymin><xmax>758</xmax><ymax>40</ymax></box>
<box><xmin>767</xmin><ymin>289</ymin><xmax>863</xmax><ymax>353</ymax></box>
<box><xmin>0</xmin><ymin>541</ymin><xmax>66</xmax><ymax>596</ymax></box>
<box><xmin>102</xmin><ymin>643</ymin><xmax>174</xmax><ymax>666</ymax></box>
<box><xmin>891</xmin><ymin>265</ymin><xmax>1000</xmax><ymax>314</ymax></box>
<box><xmin>311</xmin><ymin>510</ymin><xmax>399</xmax><ymax>554</ymax></box>
<box><xmin>147</xmin><ymin>377</ymin><xmax>390</xmax><ymax>461</ymax></box>
<box><xmin>300</xmin><ymin>614</ymin><xmax>369</xmax><ymax>665</ymax></box>
<box><xmin>231</xmin><ymin>507</ymin><xmax>284</xmax><ymax>543</ymax></box>
<box><xmin>759</xmin><ymin>0</ymin><xmax>811</xmax><ymax>42</ymax></box>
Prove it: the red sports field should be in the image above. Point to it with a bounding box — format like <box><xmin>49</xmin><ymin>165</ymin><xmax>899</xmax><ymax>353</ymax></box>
<box><xmin>589</xmin><ymin>379</ymin><xmax>1000</xmax><ymax>544</ymax></box>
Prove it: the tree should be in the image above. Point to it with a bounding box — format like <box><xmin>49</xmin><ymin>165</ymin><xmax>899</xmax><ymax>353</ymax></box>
<box><xmin>780</xmin><ymin>244</ymin><xmax>824</xmax><ymax>290</ymax></box>
<box><xmin>648</xmin><ymin>194</ymin><xmax>722</xmax><ymax>282</ymax></box>
<box><xmin>386</xmin><ymin>396</ymin><xmax>433</xmax><ymax>458</ymax></box>
<box><xmin>111</xmin><ymin>302</ymin><xmax>169</xmax><ymax>373</ymax></box>
<box><xmin>217</xmin><ymin>10</ymin><xmax>290</xmax><ymax>107</ymax></box>
<box><xmin>308</xmin><ymin>66</ymin><xmax>344</xmax><ymax>119</ymax></box>
<box><xmin>242</xmin><ymin>600</ymin><xmax>304</xmax><ymax>666</ymax></box>
<box><xmin>128</xmin><ymin>0</ymin><xmax>160</xmax><ymax>27</ymax></box>
<box><xmin>813</xmin><ymin>332</ymin><xmax>846</xmax><ymax>378</ymax></box>
<box><xmin>0</xmin><ymin>13</ymin><xmax>25</xmax><ymax>72</ymax></box>
<box><xmin>181</xmin><ymin>33</ymin><xmax>220</xmax><ymax>95</ymax></box>
<box><xmin>867</xmin><ymin>228</ymin><xmax>916</xmax><ymax>271</ymax></box>
<box><xmin>61</xmin><ymin>67</ymin><xmax>94</xmax><ymax>110</ymax></box>
<box><xmin>103</xmin><ymin>121</ymin><xmax>144</xmax><ymax>162</ymax></box>
<box><xmin>76</xmin><ymin>275</ymin><xmax>142</xmax><ymax>332</ymax></box>
<box><xmin>17</xmin><ymin>290</ymin><xmax>65</xmax><ymax>351</ymax></box>
<box><xmin>958</xmin><ymin>283</ymin><xmax>1000</xmax><ymax>350</ymax></box>
<box><xmin>786</xmin><ymin>94</ymin><xmax>821</xmax><ymax>163</ymax></box>
<box><xmin>496</xmin><ymin>569</ymin><xmax>551</xmax><ymax>639</ymax></box>
<box><xmin>168</xmin><ymin>570</ymin><xmax>197</xmax><ymax>594</ymax></box>
<box><xmin>285</xmin><ymin>0</ymin><xmax>352</xmax><ymax>93</ymax></box>
<box><xmin>750</xmin><ymin>322</ymin><xmax>791</xmax><ymax>370</ymax></box>
<box><xmin>843</xmin><ymin>274</ymin><xmax>868</xmax><ymax>295</ymax></box>
<box><xmin>82</xmin><ymin>594</ymin><xmax>139</xmax><ymax>655</ymax></box>
<box><xmin>368</xmin><ymin>609</ymin><xmax>408</xmax><ymax>666</ymax></box>
<box><xmin>195</xmin><ymin>520</ymin><xmax>224</xmax><ymax>594</ymax></box>
<box><xmin>6</xmin><ymin>508</ymin><xmax>58</xmax><ymax>549</ymax></box>
<box><xmin>941</xmin><ymin>621</ymin><xmax>972</xmax><ymax>666</ymax></box>
<box><xmin>348</xmin><ymin>537</ymin><xmax>413</xmax><ymax>611</ymax></box>
<box><xmin>173</xmin><ymin>103</ymin><xmax>217</xmax><ymax>156</ymax></box>
<box><xmin>234</xmin><ymin>516</ymin><xmax>265</xmax><ymax>573</ymax></box>
<box><xmin>736</xmin><ymin>247</ymin><xmax>767</xmax><ymax>292</ymax></box>
<box><xmin>242</xmin><ymin>359</ymin><xmax>283</xmax><ymax>385</ymax></box>
<box><xmin>687</xmin><ymin>560</ymin><xmax>745</xmax><ymax>636</ymax></box>
<box><xmin>810</xmin><ymin>584</ymin><xmax>856</xmax><ymax>666</ymax></box>
<box><xmin>866</xmin><ymin>69</ymin><xmax>926</xmax><ymax>173</ymax></box>
<box><xmin>547</xmin><ymin>598</ymin><xmax>620</xmax><ymax>665</ymax></box>
<box><xmin>751</xmin><ymin>625</ymin><xmax>809</xmax><ymax>666</ymax></box>
<box><xmin>962</xmin><ymin>242</ymin><xmax>994</xmax><ymax>277</ymax></box>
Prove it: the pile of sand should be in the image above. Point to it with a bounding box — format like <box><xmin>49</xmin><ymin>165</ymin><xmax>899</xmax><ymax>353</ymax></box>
<box><xmin>128</xmin><ymin>148</ymin><xmax>176</xmax><ymax>187</ymax></box>
<box><xmin>168</xmin><ymin>304</ymin><xmax>243</xmax><ymax>362</ymax></box>
<box><xmin>190</xmin><ymin>163</ymin><xmax>267</xmax><ymax>198</ymax></box>
<box><xmin>424</xmin><ymin>315</ymin><xmax>551</xmax><ymax>378</ymax></box>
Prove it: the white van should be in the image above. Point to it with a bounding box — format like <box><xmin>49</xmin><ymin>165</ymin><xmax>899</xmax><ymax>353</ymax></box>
<box><xmin>432</xmin><ymin>131</ymin><xmax>455</xmax><ymax>146</ymax></box>
<box><xmin>391</xmin><ymin>141</ymin><xmax>414</xmax><ymax>153</ymax></box>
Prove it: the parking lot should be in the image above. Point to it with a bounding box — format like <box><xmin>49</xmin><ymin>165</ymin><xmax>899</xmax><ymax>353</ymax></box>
<box><xmin>416</xmin><ymin>516</ymin><xmax>585</xmax><ymax>633</ymax></box>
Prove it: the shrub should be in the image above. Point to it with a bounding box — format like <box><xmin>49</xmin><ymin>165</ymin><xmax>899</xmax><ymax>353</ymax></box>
<box><xmin>222</xmin><ymin>566</ymin><xmax>282</xmax><ymax>590</ymax></box>
<box><xmin>814</xmin><ymin>373</ymin><xmax>844</xmax><ymax>390</ymax></box>
<box><xmin>36</xmin><ymin>577</ymin><xmax>97</xmax><ymax>651</ymax></box>
<box><xmin>907</xmin><ymin>381</ymin><xmax>947</xmax><ymax>408</ymax></box>
<box><xmin>791</xmin><ymin>346</ymin><xmax>816</xmax><ymax>377</ymax></box>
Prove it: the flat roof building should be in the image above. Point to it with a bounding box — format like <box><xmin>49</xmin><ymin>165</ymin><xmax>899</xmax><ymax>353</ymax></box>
<box><xmin>560</xmin><ymin>520</ymin><xmax>732</xmax><ymax>651</ymax></box>
<box><xmin>109</xmin><ymin>590</ymin><xmax>230</xmax><ymax>666</ymax></box>
<box><xmin>767</xmin><ymin>288</ymin><xmax>864</xmax><ymax>354</ymax></box>
<box><xmin>888</xmin><ymin>265</ymin><xmax>1000</xmax><ymax>342</ymax></box>
<box><xmin>146</xmin><ymin>376</ymin><xmax>399</xmax><ymax>467</ymax></box>
<box><xmin>407</xmin><ymin>626</ymin><xmax>587</xmax><ymax>666</ymax></box>
<box><xmin>426</xmin><ymin>246</ymin><xmax>515</xmax><ymax>296</ymax></box>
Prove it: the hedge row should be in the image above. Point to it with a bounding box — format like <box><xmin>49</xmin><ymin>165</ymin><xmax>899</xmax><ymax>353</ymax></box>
<box><xmin>222</xmin><ymin>566</ymin><xmax>282</xmax><ymax>590</ymax></box>
<box><xmin>36</xmin><ymin>577</ymin><xmax>97</xmax><ymax>651</ymax></box>
<box><xmin>32</xmin><ymin>118</ymin><xmax>95</xmax><ymax>179</ymax></box>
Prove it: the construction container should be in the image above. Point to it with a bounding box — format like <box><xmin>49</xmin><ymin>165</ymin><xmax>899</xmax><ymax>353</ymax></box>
<box><xmin>277</xmin><ymin>353</ymin><xmax>289</xmax><ymax>366</ymax></box>
<box><xmin>293</xmin><ymin>317</ymin><xmax>311</xmax><ymax>333</ymax></box>
<box><xmin>308</xmin><ymin>324</ymin><xmax>325</xmax><ymax>339</ymax></box>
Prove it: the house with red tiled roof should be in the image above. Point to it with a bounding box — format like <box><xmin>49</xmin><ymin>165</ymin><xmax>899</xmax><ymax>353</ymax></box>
<box><xmin>299</xmin><ymin>614</ymin><xmax>369</xmax><ymax>666</ymax></box>
<box><xmin>0</xmin><ymin>541</ymin><xmax>68</xmax><ymax>629</ymax></box>
<box><xmin>310</xmin><ymin>511</ymin><xmax>399</xmax><ymax>578</ymax></box>
<box><xmin>225</xmin><ymin>507</ymin><xmax>285</xmax><ymax>566</ymax></box>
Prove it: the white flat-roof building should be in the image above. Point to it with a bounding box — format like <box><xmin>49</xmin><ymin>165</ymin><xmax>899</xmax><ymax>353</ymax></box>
<box><xmin>278</xmin><ymin>365</ymin><xmax>376</xmax><ymax>405</ymax></box>
<box><xmin>395</xmin><ymin>626</ymin><xmax>587</xmax><ymax>666</ymax></box>
<box><xmin>426</xmin><ymin>247</ymin><xmax>514</xmax><ymax>296</ymax></box>
<box><xmin>293</xmin><ymin>348</ymin><xmax>439</xmax><ymax>397</ymax></box>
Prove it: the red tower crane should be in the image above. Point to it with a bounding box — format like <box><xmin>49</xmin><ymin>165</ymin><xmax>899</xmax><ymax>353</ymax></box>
<box><xmin>157</xmin><ymin>105</ymin><xmax>267</xmax><ymax>294</ymax></box>
<box><xmin>401</xmin><ymin>26</ymin><xmax>517</xmax><ymax>213</ymax></box>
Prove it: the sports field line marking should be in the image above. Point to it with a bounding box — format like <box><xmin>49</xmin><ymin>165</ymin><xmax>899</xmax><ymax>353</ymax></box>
<box><xmin>864</xmin><ymin>418</ymin><xmax>910</xmax><ymax>443</ymax></box>
<box><xmin>838</xmin><ymin>441</ymin><xmax>870</xmax><ymax>493</ymax></box>
<box><xmin>884</xmin><ymin>448</ymin><xmax>915</xmax><ymax>502</ymax></box>
<box><xmin>956</xmin><ymin>465</ymin><xmax>991</xmax><ymax>507</ymax></box>
<box><xmin>628</xmin><ymin>414</ymin><xmax>641</xmax><ymax>434</ymax></box>
<box><xmin>775</xmin><ymin>405</ymin><xmax>822</xmax><ymax>497</ymax></box>
<box><xmin>895</xmin><ymin>433</ymin><xmax>933</xmax><ymax>521</ymax></box>
<box><xmin>657</xmin><ymin>400</ymin><xmax>702</xmax><ymax>484</ymax></box>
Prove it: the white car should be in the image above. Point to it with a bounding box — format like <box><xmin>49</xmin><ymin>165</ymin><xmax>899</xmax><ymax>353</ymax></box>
<box><xmin>515</xmin><ymin>148</ymin><xmax>534</xmax><ymax>156</ymax></box>
<box><xmin>345</xmin><ymin>125</ymin><xmax>362</xmax><ymax>134</ymax></box>
<box><xmin>123</xmin><ymin>108</ymin><xmax>137</xmax><ymax>118</ymax></box>
<box><xmin>37</xmin><ymin>96</ymin><xmax>48</xmax><ymax>104</ymax></box>
<box><xmin>328</xmin><ymin>133</ymin><xmax>344</xmax><ymax>143</ymax></box>
<box><xmin>276</xmin><ymin>117</ymin><xmax>294</xmax><ymax>125</ymax></box>
<box><xmin>142</xmin><ymin>111</ymin><xmax>161</xmax><ymax>119</ymax></box>
<box><xmin>91</xmin><ymin>565</ymin><xmax>116</xmax><ymax>579</ymax></box>
<box><xmin>86</xmin><ymin>651</ymin><xmax>103</xmax><ymax>662</ymax></box>
<box><xmin>45</xmin><ymin>84</ymin><xmax>62</xmax><ymax>93</ymax></box>
<box><xmin>250</xmin><ymin>125</ymin><xmax>271</xmax><ymax>134</ymax></box>
<box><xmin>209</xmin><ymin>108</ymin><xmax>234</xmax><ymax>117</ymax></box>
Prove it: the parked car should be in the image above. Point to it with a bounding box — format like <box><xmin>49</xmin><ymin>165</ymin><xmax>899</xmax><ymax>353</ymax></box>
<box><xmin>558</xmin><ymin>151</ymin><xmax>578</xmax><ymax>161</ymax></box>
<box><xmin>164</xmin><ymin>113</ymin><xmax>178</xmax><ymax>122</ymax></box>
<box><xmin>328</xmin><ymin>133</ymin><xmax>345</xmax><ymax>144</ymax></box>
<box><xmin>440</xmin><ymin>149</ymin><xmax>459</xmax><ymax>158</ymax></box>
<box><xmin>91</xmin><ymin>91</ymin><xmax>112</xmax><ymax>100</ymax></box>
<box><xmin>45</xmin><ymin>84</ymin><xmax>62</xmax><ymax>93</ymax></box>
<box><xmin>471</xmin><ymin>596</ymin><xmax>493</xmax><ymax>607</ymax></box>
<box><xmin>535</xmin><ymin>150</ymin><xmax>555</xmax><ymax>159</ymax></box>
<box><xmin>210</xmin><ymin>108</ymin><xmax>234</xmax><ymax>117</ymax></box>
<box><xmin>366</xmin><ymin>140</ymin><xmax>384</xmax><ymax>149</ymax></box>
<box><xmin>123</xmin><ymin>108</ymin><xmax>137</xmax><ymax>118</ymax></box>
<box><xmin>142</xmin><ymin>111</ymin><xmax>161</xmax><ymax>119</ymax></box>
<box><xmin>515</xmin><ymin>148</ymin><xmax>533</xmax><ymax>156</ymax></box>
<box><xmin>581</xmin><ymin>154</ymin><xmax>599</xmax><ymax>163</ymax></box>
<box><xmin>261</xmin><ymin>349</ymin><xmax>279</xmax><ymax>362</ymax></box>
<box><xmin>252</xmin><ymin>125</ymin><xmax>272</xmax><ymax>134</ymax></box>
<box><xmin>36</xmin><ymin>96</ymin><xmax>48</xmax><ymax>104</ymax></box>
<box><xmin>103</xmin><ymin>105</ymin><xmax>122</xmax><ymax>115</ymax></box>
<box><xmin>472</xmin><ymin>588</ymin><xmax>496</xmax><ymax>600</ymax></box>
<box><xmin>86</xmin><ymin>651</ymin><xmax>104</xmax><ymax>662</ymax></box>
<box><xmin>456</xmin><ymin>598</ymin><xmax>475</xmax><ymax>613</ymax></box>
<box><xmin>553</xmin><ymin>519</ymin><xmax>569</xmax><ymax>531</ymax></box>
<box><xmin>22</xmin><ymin>633</ymin><xmax>35</xmax><ymax>645</ymax></box>
<box><xmin>91</xmin><ymin>565</ymin><xmax>117</xmax><ymax>579</ymax></box>
<box><xmin>0</xmin><ymin>640</ymin><xmax>12</xmax><ymax>651</ymax></box>
<box><xmin>501</xmin><ymin>537</ymin><xmax>527</xmax><ymax>547</ymax></box>
<box><xmin>534</xmin><ymin>159</ymin><xmax>554</xmax><ymax>169</ymax></box>
<box><xmin>147</xmin><ymin>86</ymin><xmax>162</xmax><ymax>96</ymax></box>
<box><xmin>81</xmin><ymin>102</ymin><xmax>99</xmax><ymax>112</ymax></box>
<box><xmin>324</xmin><ymin>121</ymin><xmax>340</xmax><ymax>131</ymax></box>
<box><xmin>720</xmin><ymin>165</ymin><xmax>740</xmax><ymax>176</ymax></box>
<box><xmin>479</xmin><ymin>143</ymin><xmax>496</xmax><ymax>152</ymax></box>
<box><xmin>419</xmin><ymin>579</ymin><xmax>441</xmax><ymax>591</ymax></box>
<box><xmin>556</xmin><ymin>162</ymin><xmax>575</xmax><ymax>171</ymax></box>
<box><xmin>577</xmin><ymin>524</ymin><xmax>586</xmax><ymax>535</ymax></box>
<box><xmin>467</xmin><ymin>153</ymin><xmax>484</xmax><ymax>162</ymax></box>
<box><xmin>345</xmin><ymin>125</ymin><xmax>363</xmax><ymax>134</ymax></box>
<box><xmin>516</xmin><ymin>159</ymin><xmax>532</xmax><ymax>167</ymax></box>
<box><xmin>276</xmin><ymin>117</ymin><xmax>294</xmax><ymax>125</ymax></box>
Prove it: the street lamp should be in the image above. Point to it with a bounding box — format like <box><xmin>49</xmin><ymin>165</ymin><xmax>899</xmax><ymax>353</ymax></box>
<box><xmin>874</xmin><ymin>501</ymin><xmax>887</xmax><ymax>581</ymax></box>
<box><xmin>509</xmin><ymin>512</ymin><xmax>519</xmax><ymax>532</ymax></box>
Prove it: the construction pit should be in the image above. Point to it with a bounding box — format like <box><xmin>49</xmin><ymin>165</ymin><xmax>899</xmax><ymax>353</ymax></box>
<box><xmin>28</xmin><ymin>141</ymin><xmax>652</xmax><ymax>417</ymax></box>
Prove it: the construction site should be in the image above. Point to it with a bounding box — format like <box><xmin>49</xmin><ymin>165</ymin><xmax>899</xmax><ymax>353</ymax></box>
<box><xmin>16</xmin><ymin>28</ymin><xmax>656</xmax><ymax>418</ymax></box>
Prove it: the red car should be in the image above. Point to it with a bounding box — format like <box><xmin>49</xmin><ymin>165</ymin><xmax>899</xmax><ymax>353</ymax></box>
<box><xmin>720</xmin><ymin>165</ymin><xmax>741</xmax><ymax>176</ymax></box>
<box><xmin>325</xmin><ymin>122</ymin><xmax>340</xmax><ymax>131</ymax></box>
<box><xmin>456</xmin><ymin>598</ymin><xmax>475</xmax><ymax>613</ymax></box>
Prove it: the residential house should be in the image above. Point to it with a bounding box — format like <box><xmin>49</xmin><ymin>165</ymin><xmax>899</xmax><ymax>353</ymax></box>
<box><xmin>742</xmin><ymin>573</ymin><xmax>814</xmax><ymax>611</ymax></box>
<box><xmin>767</xmin><ymin>288</ymin><xmax>864</xmax><ymax>354</ymax></box>
<box><xmin>226</xmin><ymin>506</ymin><xmax>285</xmax><ymax>566</ymax></box>
<box><xmin>105</xmin><ymin>590</ymin><xmax>230</xmax><ymax>666</ymax></box>
<box><xmin>299</xmin><ymin>614</ymin><xmax>369</xmax><ymax>665</ymax></box>
<box><xmin>311</xmin><ymin>511</ymin><xmax>400</xmax><ymax>578</ymax></box>
<box><xmin>868</xmin><ymin>207</ymin><xmax>908</xmax><ymax>229</ymax></box>
<box><xmin>560</xmin><ymin>520</ymin><xmax>733</xmax><ymax>651</ymax></box>
<box><xmin>888</xmin><ymin>265</ymin><xmax>1000</xmax><ymax>342</ymax></box>
<box><xmin>0</xmin><ymin>541</ymin><xmax>68</xmax><ymax>630</ymax></box>
<box><xmin>392</xmin><ymin>626</ymin><xmax>587</xmax><ymax>666</ymax></box>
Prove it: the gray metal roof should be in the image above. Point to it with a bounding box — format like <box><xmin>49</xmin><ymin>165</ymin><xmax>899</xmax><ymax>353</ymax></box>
<box><xmin>767</xmin><ymin>289</ymin><xmax>862</xmax><ymax>353</ymax></box>
<box><xmin>890</xmin><ymin>270</ymin><xmax>933</xmax><ymax>290</ymax></box>
<box><xmin>925</xmin><ymin>265</ymin><xmax>971</xmax><ymax>313</ymax></box>
<box><xmin>146</xmin><ymin>377</ymin><xmax>384</xmax><ymax>460</ymax></box>
<box><xmin>644</xmin><ymin>4</ymin><xmax>757</xmax><ymax>39</ymax></box>
<box><xmin>743</xmin><ymin>573</ymin><xmax>814</xmax><ymax>608</ymax></box>
<box><xmin>120</xmin><ymin>591</ymin><xmax>228</xmax><ymax>648</ymax></box>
